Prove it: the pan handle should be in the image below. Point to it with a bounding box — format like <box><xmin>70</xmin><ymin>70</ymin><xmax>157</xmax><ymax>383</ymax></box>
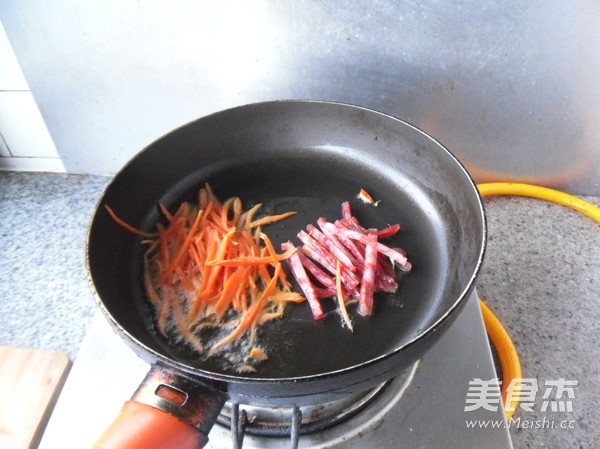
<box><xmin>93</xmin><ymin>365</ymin><xmax>226</xmax><ymax>449</ymax></box>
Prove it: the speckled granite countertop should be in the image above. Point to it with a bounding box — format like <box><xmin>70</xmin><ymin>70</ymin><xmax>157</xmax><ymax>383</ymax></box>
<box><xmin>1</xmin><ymin>171</ymin><xmax>599</xmax><ymax>448</ymax></box>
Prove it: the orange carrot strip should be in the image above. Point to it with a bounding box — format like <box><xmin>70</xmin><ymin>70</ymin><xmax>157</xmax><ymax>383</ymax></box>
<box><xmin>231</xmin><ymin>197</ymin><xmax>242</xmax><ymax>226</ymax></box>
<box><xmin>242</xmin><ymin>231</ymin><xmax>261</xmax><ymax>257</ymax></box>
<box><xmin>358</xmin><ymin>188</ymin><xmax>375</xmax><ymax>204</ymax></box>
<box><xmin>257</xmin><ymin>261</ymin><xmax>273</xmax><ymax>291</ymax></box>
<box><xmin>105</xmin><ymin>205</ymin><xmax>156</xmax><ymax>238</ymax></box>
<box><xmin>234</xmin><ymin>284</ymin><xmax>249</xmax><ymax>312</ymax></box>
<box><xmin>259</xmin><ymin>232</ymin><xmax>279</xmax><ymax>263</ymax></box>
<box><xmin>143</xmin><ymin>239</ymin><xmax>160</xmax><ymax>258</ymax></box>
<box><xmin>221</xmin><ymin>198</ymin><xmax>236</xmax><ymax>229</ymax></box>
<box><xmin>202</xmin><ymin>228</ymin><xmax>236</xmax><ymax>294</ymax></box>
<box><xmin>188</xmin><ymin>243</ymin><xmax>203</xmax><ymax>272</ymax></box>
<box><xmin>159</xmin><ymin>221</ymin><xmax>186</xmax><ymax>285</ymax></box>
<box><xmin>203</xmin><ymin>183</ymin><xmax>216</xmax><ymax>202</ymax></box>
<box><xmin>161</xmin><ymin>217</ymin><xmax>186</xmax><ymax>263</ymax></box>
<box><xmin>158</xmin><ymin>202</ymin><xmax>176</xmax><ymax>222</ymax></box>
<box><xmin>209</xmin><ymin>263</ymin><xmax>282</xmax><ymax>355</ymax></box>
<box><xmin>218</xmin><ymin>264</ymin><xmax>234</xmax><ymax>296</ymax></box>
<box><xmin>248</xmin><ymin>211</ymin><xmax>296</xmax><ymax>229</ymax></box>
<box><xmin>250</xmin><ymin>347</ymin><xmax>268</xmax><ymax>360</ymax></box>
<box><xmin>173</xmin><ymin>202</ymin><xmax>190</xmax><ymax>221</ymax></box>
<box><xmin>198</xmin><ymin>200</ymin><xmax>214</xmax><ymax>229</ymax></box>
<box><xmin>259</xmin><ymin>312</ymin><xmax>286</xmax><ymax>324</ymax></box>
<box><xmin>162</xmin><ymin>209</ymin><xmax>205</xmax><ymax>281</ymax></box>
<box><xmin>199</xmin><ymin>188</ymin><xmax>208</xmax><ymax>208</ymax></box>
<box><xmin>267</xmin><ymin>291</ymin><xmax>305</xmax><ymax>303</ymax></box>
<box><xmin>214</xmin><ymin>266</ymin><xmax>250</xmax><ymax>318</ymax></box>
<box><xmin>239</xmin><ymin>204</ymin><xmax>262</xmax><ymax>229</ymax></box>
<box><xmin>190</xmin><ymin>235</ymin><xmax>219</xmax><ymax>317</ymax></box>
<box><xmin>260</xmin><ymin>232</ymin><xmax>292</xmax><ymax>288</ymax></box>
<box><xmin>205</xmin><ymin>247</ymin><xmax>297</xmax><ymax>267</ymax></box>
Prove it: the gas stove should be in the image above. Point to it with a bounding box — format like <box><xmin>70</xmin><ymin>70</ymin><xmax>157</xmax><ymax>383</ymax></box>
<box><xmin>39</xmin><ymin>290</ymin><xmax>513</xmax><ymax>448</ymax></box>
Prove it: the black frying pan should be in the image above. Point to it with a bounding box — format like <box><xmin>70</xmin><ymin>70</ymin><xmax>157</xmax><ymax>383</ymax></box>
<box><xmin>87</xmin><ymin>100</ymin><xmax>486</xmax><ymax>449</ymax></box>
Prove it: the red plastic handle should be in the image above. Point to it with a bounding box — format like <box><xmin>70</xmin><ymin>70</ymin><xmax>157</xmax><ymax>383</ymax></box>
<box><xmin>92</xmin><ymin>401</ymin><xmax>206</xmax><ymax>449</ymax></box>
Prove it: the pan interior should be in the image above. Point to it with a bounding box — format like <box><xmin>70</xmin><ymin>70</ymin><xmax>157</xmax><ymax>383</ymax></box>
<box><xmin>126</xmin><ymin>149</ymin><xmax>453</xmax><ymax>379</ymax></box>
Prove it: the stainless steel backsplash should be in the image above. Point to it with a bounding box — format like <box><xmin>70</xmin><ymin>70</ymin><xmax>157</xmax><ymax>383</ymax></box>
<box><xmin>2</xmin><ymin>1</ymin><xmax>599</xmax><ymax>194</ymax></box>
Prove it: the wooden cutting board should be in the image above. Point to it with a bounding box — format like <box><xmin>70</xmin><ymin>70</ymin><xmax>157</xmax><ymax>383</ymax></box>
<box><xmin>0</xmin><ymin>346</ymin><xmax>71</xmax><ymax>449</ymax></box>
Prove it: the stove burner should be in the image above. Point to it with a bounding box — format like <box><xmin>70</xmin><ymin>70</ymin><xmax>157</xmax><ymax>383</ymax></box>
<box><xmin>216</xmin><ymin>362</ymin><xmax>419</xmax><ymax>449</ymax></box>
<box><xmin>39</xmin><ymin>292</ymin><xmax>513</xmax><ymax>449</ymax></box>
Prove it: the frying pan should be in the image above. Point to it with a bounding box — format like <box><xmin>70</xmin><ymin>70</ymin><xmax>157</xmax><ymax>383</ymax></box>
<box><xmin>87</xmin><ymin>100</ymin><xmax>486</xmax><ymax>448</ymax></box>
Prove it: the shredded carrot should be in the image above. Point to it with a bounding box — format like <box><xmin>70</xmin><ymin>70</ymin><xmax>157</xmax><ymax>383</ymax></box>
<box><xmin>162</xmin><ymin>209</ymin><xmax>205</xmax><ymax>282</ymax></box>
<box><xmin>259</xmin><ymin>232</ymin><xmax>279</xmax><ymax>263</ymax></box>
<box><xmin>104</xmin><ymin>205</ymin><xmax>156</xmax><ymax>238</ymax></box>
<box><xmin>357</xmin><ymin>188</ymin><xmax>380</xmax><ymax>206</ymax></box>
<box><xmin>106</xmin><ymin>184</ymin><xmax>303</xmax><ymax>368</ymax></box>
<box><xmin>158</xmin><ymin>202</ymin><xmax>175</xmax><ymax>222</ymax></box>
<box><xmin>209</xmin><ymin>263</ymin><xmax>283</xmax><ymax>355</ymax></box>
<box><xmin>250</xmin><ymin>347</ymin><xmax>268</xmax><ymax>360</ymax></box>
<box><xmin>205</xmin><ymin>247</ymin><xmax>297</xmax><ymax>267</ymax></box>
<box><xmin>248</xmin><ymin>211</ymin><xmax>297</xmax><ymax>228</ymax></box>
<box><xmin>268</xmin><ymin>291</ymin><xmax>305</xmax><ymax>303</ymax></box>
<box><xmin>260</xmin><ymin>233</ymin><xmax>292</xmax><ymax>289</ymax></box>
<box><xmin>213</xmin><ymin>266</ymin><xmax>250</xmax><ymax>318</ymax></box>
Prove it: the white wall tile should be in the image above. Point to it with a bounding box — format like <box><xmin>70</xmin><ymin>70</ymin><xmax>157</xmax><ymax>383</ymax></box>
<box><xmin>0</xmin><ymin>91</ymin><xmax>60</xmax><ymax>158</ymax></box>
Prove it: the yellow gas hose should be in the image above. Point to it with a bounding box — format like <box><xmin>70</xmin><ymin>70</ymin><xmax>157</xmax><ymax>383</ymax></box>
<box><xmin>478</xmin><ymin>182</ymin><xmax>600</xmax><ymax>222</ymax></box>
<box><xmin>476</xmin><ymin>182</ymin><xmax>600</xmax><ymax>420</ymax></box>
<box><xmin>478</xmin><ymin>298</ymin><xmax>522</xmax><ymax>419</ymax></box>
